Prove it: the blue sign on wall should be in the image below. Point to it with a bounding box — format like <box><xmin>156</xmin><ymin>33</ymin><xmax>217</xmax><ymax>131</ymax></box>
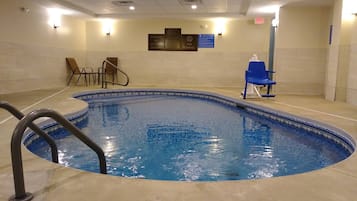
<box><xmin>198</xmin><ymin>34</ymin><xmax>215</xmax><ymax>48</ymax></box>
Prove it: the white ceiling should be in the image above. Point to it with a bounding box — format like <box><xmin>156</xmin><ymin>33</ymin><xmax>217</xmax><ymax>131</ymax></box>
<box><xmin>38</xmin><ymin>0</ymin><xmax>334</xmax><ymax>19</ymax></box>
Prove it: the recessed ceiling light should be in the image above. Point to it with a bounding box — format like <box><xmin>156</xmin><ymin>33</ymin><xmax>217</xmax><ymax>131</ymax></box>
<box><xmin>191</xmin><ymin>4</ymin><xmax>197</xmax><ymax>10</ymax></box>
<box><xmin>129</xmin><ymin>5</ymin><xmax>135</xmax><ymax>10</ymax></box>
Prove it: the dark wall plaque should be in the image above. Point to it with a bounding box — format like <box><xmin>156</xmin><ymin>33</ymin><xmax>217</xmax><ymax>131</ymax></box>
<box><xmin>148</xmin><ymin>34</ymin><xmax>165</xmax><ymax>50</ymax></box>
<box><xmin>148</xmin><ymin>28</ymin><xmax>198</xmax><ymax>51</ymax></box>
<box><xmin>181</xmin><ymin>34</ymin><xmax>198</xmax><ymax>51</ymax></box>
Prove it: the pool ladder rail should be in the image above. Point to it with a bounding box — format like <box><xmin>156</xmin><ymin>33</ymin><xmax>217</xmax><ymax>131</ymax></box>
<box><xmin>0</xmin><ymin>101</ymin><xmax>59</xmax><ymax>163</ymax></box>
<box><xmin>0</xmin><ymin>101</ymin><xmax>107</xmax><ymax>201</ymax></box>
<box><xmin>101</xmin><ymin>59</ymin><xmax>130</xmax><ymax>88</ymax></box>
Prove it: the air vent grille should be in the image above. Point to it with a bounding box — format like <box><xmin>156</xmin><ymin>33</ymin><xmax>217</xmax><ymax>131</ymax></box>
<box><xmin>178</xmin><ymin>0</ymin><xmax>202</xmax><ymax>5</ymax></box>
<box><xmin>112</xmin><ymin>1</ymin><xmax>134</xmax><ymax>7</ymax></box>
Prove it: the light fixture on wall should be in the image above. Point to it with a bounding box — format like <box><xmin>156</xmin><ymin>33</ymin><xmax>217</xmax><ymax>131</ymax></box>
<box><xmin>48</xmin><ymin>8</ymin><xmax>62</xmax><ymax>29</ymax></box>
<box><xmin>102</xmin><ymin>19</ymin><xmax>114</xmax><ymax>36</ymax></box>
<box><xmin>342</xmin><ymin>0</ymin><xmax>357</xmax><ymax>20</ymax></box>
<box><xmin>272</xmin><ymin>8</ymin><xmax>280</xmax><ymax>28</ymax></box>
<box><xmin>258</xmin><ymin>5</ymin><xmax>280</xmax><ymax>27</ymax></box>
<box><xmin>105</xmin><ymin>26</ymin><xmax>111</xmax><ymax>36</ymax></box>
<box><xmin>213</xmin><ymin>18</ymin><xmax>227</xmax><ymax>36</ymax></box>
<box><xmin>53</xmin><ymin>22</ymin><xmax>60</xmax><ymax>29</ymax></box>
<box><xmin>271</xmin><ymin>18</ymin><xmax>279</xmax><ymax>28</ymax></box>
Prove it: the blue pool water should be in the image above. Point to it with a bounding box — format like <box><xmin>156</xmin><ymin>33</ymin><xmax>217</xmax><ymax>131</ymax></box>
<box><xmin>26</xmin><ymin>93</ymin><xmax>351</xmax><ymax>181</ymax></box>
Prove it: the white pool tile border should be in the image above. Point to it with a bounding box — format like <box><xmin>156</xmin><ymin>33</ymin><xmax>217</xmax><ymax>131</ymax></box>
<box><xmin>23</xmin><ymin>107</ymin><xmax>88</xmax><ymax>146</ymax></box>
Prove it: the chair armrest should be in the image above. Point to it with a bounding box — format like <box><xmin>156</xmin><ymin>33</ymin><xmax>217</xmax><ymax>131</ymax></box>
<box><xmin>266</xmin><ymin>70</ymin><xmax>275</xmax><ymax>73</ymax></box>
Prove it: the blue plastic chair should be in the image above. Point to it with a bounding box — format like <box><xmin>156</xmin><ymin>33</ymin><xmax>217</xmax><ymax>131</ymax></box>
<box><xmin>243</xmin><ymin>61</ymin><xmax>276</xmax><ymax>99</ymax></box>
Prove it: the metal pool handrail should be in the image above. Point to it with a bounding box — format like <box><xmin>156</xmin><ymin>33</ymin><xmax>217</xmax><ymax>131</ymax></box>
<box><xmin>101</xmin><ymin>59</ymin><xmax>130</xmax><ymax>88</ymax></box>
<box><xmin>10</xmin><ymin>108</ymin><xmax>107</xmax><ymax>201</ymax></box>
<box><xmin>0</xmin><ymin>101</ymin><xmax>59</xmax><ymax>163</ymax></box>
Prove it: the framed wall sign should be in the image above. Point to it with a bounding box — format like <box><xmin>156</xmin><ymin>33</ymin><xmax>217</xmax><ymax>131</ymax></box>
<box><xmin>148</xmin><ymin>28</ymin><xmax>198</xmax><ymax>51</ymax></box>
<box><xmin>198</xmin><ymin>34</ymin><xmax>215</xmax><ymax>48</ymax></box>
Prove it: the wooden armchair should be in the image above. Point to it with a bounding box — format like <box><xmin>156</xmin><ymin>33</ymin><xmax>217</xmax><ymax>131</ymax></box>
<box><xmin>66</xmin><ymin>58</ymin><xmax>96</xmax><ymax>86</ymax></box>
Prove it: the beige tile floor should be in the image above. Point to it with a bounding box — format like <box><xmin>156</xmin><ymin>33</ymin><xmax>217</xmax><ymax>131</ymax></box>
<box><xmin>0</xmin><ymin>85</ymin><xmax>357</xmax><ymax>201</ymax></box>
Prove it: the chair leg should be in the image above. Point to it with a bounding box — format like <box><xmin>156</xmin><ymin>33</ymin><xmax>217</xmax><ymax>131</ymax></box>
<box><xmin>112</xmin><ymin>74</ymin><xmax>115</xmax><ymax>85</ymax></box>
<box><xmin>253</xmin><ymin>85</ymin><xmax>262</xmax><ymax>98</ymax></box>
<box><xmin>67</xmin><ymin>73</ymin><xmax>74</xmax><ymax>86</ymax></box>
<box><xmin>97</xmin><ymin>71</ymin><xmax>101</xmax><ymax>85</ymax></box>
<box><xmin>75</xmin><ymin>74</ymin><xmax>82</xmax><ymax>85</ymax></box>
<box><xmin>84</xmin><ymin>73</ymin><xmax>88</xmax><ymax>86</ymax></box>
<box><xmin>243</xmin><ymin>81</ymin><xmax>248</xmax><ymax>99</ymax></box>
<box><xmin>87</xmin><ymin>73</ymin><xmax>91</xmax><ymax>85</ymax></box>
<box><xmin>261</xmin><ymin>85</ymin><xmax>276</xmax><ymax>98</ymax></box>
<box><xmin>267</xmin><ymin>85</ymin><xmax>271</xmax><ymax>94</ymax></box>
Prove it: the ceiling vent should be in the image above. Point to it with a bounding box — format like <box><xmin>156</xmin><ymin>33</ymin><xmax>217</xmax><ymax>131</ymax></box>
<box><xmin>112</xmin><ymin>1</ymin><xmax>134</xmax><ymax>7</ymax></box>
<box><xmin>178</xmin><ymin>0</ymin><xmax>202</xmax><ymax>6</ymax></box>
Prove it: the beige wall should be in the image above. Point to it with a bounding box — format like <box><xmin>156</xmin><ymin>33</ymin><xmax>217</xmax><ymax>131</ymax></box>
<box><xmin>275</xmin><ymin>6</ymin><xmax>330</xmax><ymax>95</ymax></box>
<box><xmin>85</xmin><ymin>19</ymin><xmax>270</xmax><ymax>88</ymax></box>
<box><xmin>1</xmin><ymin>0</ymin><xmax>356</xmax><ymax>106</ymax></box>
<box><xmin>0</xmin><ymin>0</ymin><xmax>86</xmax><ymax>94</ymax></box>
<box><xmin>325</xmin><ymin>0</ymin><xmax>343</xmax><ymax>101</ymax></box>
<box><xmin>335</xmin><ymin>19</ymin><xmax>353</xmax><ymax>101</ymax></box>
<box><xmin>346</xmin><ymin>16</ymin><xmax>357</xmax><ymax>104</ymax></box>
<box><xmin>325</xmin><ymin>0</ymin><xmax>357</xmax><ymax>105</ymax></box>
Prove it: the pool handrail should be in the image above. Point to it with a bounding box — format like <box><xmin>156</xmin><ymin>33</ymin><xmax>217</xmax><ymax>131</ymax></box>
<box><xmin>0</xmin><ymin>101</ymin><xmax>59</xmax><ymax>163</ymax></box>
<box><xmin>10</xmin><ymin>108</ymin><xmax>107</xmax><ymax>201</ymax></box>
<box><xmin>101</xmin><ymin>59</ymin><xmax>129</xmax><ymax>88</ymax></box>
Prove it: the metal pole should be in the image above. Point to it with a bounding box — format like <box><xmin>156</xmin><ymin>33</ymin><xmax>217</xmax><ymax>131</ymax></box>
<box><xmin>101</xmin><ymin>59</ymin><xmax>129</xmax><ymax>87</ymax></box>
<box><xmin>101</xmin><ymin>60</ymin><xmax>105</xmax><ymax>88</ymax></box>
<box><xmin>268</xmin><ymin>24</ymin><xmax>276</xmax><ymax>79</ymax></box>
<box><xmin>267</xmin><ymin>23</ymin><xmax>277</xmax><ymax>94</ymax></box>
<box><xmin>0</xmin><ymin>101</ymin><xmax>58</xmax><ymax>163</ymax></box>
<box><xmin>9</xmin><ymin>109</ymin><xmax>107</xmax><ymax>201</ymax></box>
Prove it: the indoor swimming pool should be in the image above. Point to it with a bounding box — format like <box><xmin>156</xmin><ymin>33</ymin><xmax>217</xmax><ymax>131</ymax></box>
<box><xmin>24</xmin><ymin>89</ymin><xmax>355</xmax><ymax>181</ymax></box>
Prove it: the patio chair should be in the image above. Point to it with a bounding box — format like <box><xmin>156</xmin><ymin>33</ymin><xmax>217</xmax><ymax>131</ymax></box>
<box><xmin>66</xmin><ymin>57</ymin><xmax>95</xmax><ymax>86</ymax></box>
<box><xmin>243</xmin><ymin>61</ymin><xmax>276</xmax><ymax>99</ymax></box>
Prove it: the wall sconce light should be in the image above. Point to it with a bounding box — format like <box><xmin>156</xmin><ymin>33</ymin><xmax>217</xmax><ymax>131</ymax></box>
<box><xmin>272</xmin><ymin>18</ymin><xmax>279</xmax><ymax>28</ymax></box>
<box><xmin>53</xmin><ymin>23</ymin><xmax>60</xmax><ymax>29</ymax></box>
<box><xmin>213</xmin><ymin>18</ymin><xmax>227</xmax><ymax>36</ymax></box>
<box><xmin>105</xmin><ymin>28</ymin><xmax>111</xmax><ymax>36</ymax></box>
<box><xmin>272</xmin><ymin>8</ymin><xmax>280</xmax><ymax>28</ymax></box>
<box><xmin>342</xmin><ymin>0</ymin><xmax>357</xmax><ymax>20</ymax></box>
<box><xmin>48</xmin><ymin>8</ymin><xmax>61</xmax><ymax>29</ymax></box>
<box><xmin>259</xmin><ymin>5</ymin><xmax>280</xmax><ymax>27</ymax></box>
<box><xmin>102</xmin><ymin>20</ymin><xmax>113</xmax><ymax>36</ymax></box>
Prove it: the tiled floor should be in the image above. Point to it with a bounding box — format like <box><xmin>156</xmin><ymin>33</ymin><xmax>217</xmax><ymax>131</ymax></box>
<box><xmin>0</xmin><ymin>86</ymin><xmax>356</xmax><ymax>201</ymax></box>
